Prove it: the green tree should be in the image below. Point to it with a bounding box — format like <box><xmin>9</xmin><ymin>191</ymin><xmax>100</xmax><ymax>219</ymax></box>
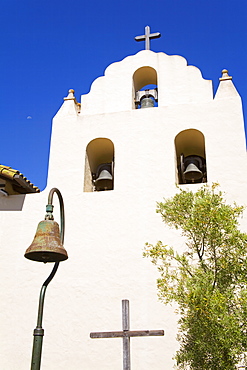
<box><xmin>144</xmin><ymin>184</ymin><xmax>247</xmax><ymax>370</ymax></box>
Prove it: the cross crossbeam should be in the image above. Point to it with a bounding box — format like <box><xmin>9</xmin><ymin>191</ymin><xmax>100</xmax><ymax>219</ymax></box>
<box><xmin>90</xmin><ymin>300</ymin><xmax>164</xmax><ymax>370</ymax></box>
<box><xmin>135</xmin><ymin>26</ymin><xmax>161</xmax><ymax>50</ymax></box>
<box><xmin>90</xmin><ymin>329</ymin><xmax>164</xmax><ymax>338</ymax></box>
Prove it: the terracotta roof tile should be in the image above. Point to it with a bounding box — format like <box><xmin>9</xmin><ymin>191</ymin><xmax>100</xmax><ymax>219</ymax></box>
<box><xmin>0</xmin><ymin>165</ymin><xmax>40</xmax><ymax>195</ymax></box>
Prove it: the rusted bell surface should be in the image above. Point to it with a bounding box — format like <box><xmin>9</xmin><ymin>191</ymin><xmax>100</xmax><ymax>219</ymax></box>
<box><xmin>24</xmin><ymin>220</ymin><xmax>68</xmax><ymax>262</ymax></box>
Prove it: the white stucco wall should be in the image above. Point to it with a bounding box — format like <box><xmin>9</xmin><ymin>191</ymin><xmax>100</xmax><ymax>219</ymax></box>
<box><xmin>0</xmin><ymin>50</ymin><xmax>246</xmax><ymax>369</ymax></box>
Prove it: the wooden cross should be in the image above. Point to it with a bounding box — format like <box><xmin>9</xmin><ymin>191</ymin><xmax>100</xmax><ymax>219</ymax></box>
<box><xmin>135</xmin><ymin>26</ymin><xmax>161</xmax><ymax>50</ymax></box>
<box><xmin>90</xmin><ymin>300</ymin><xmax>164</xmax><ymax>370</ymax></box>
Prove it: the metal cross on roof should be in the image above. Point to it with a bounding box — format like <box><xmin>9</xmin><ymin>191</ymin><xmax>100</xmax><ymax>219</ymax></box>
<box><xmin>90</xmin><ymin>300</ymin><xmax>164</xmax><ymax>370</ymax></box>
<box><xmin>135</xmin><ymin>25</ymin><xmax>161</xmax><ymax>50</ymax></box>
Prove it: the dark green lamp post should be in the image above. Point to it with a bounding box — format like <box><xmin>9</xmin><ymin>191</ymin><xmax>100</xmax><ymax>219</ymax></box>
<box><xmin>24</xmin><ymin>188</ymin><xmax>68</xmax><ymax>370</ymax></box>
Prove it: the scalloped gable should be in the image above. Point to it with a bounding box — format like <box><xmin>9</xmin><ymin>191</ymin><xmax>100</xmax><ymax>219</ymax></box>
<box><xmin>80</xmin><ymin>50</ymin><xmax>213</xmax><ymax>115</ymax></box>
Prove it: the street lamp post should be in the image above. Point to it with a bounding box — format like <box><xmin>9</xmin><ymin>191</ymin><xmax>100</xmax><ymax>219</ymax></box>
<box><xmin>24</xmin><ymin>188</ymin><xmax>68</xmax><ymax>370</ymax></box>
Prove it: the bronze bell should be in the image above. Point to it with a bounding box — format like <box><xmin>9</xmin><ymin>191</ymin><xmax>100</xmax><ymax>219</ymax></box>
<box><xmin>94</xmin><ymin>163</ymin><xmax>113</xmax><ymax>191</ymax></box>
<box><xmin>183</xmin><ymin>156</ymin><xmax>203</xmax><ymax>182</ymax></box>
<box><xmin>140</xmin><ymin>96</ymin><xmax>155</xmax><ymax>108</ymax></box>
<box><xmin>183</xmin><ymin>163</ymin><xmax>203</xmax><ymax>181</ymax></box>
<box><xmin>25</xmin><ymin>219</ymin><xmax>68</xmax><ymax>263</ymax></box>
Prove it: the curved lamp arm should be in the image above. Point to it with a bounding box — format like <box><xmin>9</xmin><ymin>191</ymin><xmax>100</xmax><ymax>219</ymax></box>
<box><xmin>31</xmin><ymin>188</ymin><xmax>65</xmax><ymax>370</ymax></box>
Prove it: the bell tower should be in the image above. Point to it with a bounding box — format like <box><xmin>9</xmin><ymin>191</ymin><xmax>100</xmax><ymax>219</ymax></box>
<box><xmin>1</xmin><ymin>29</ymin><xmax>247</xmax><ymax>370</ymax></box>
<box><xmin>44</xmin><ymin>39</ymin><xmax>247</xmax><ymax>368</ymax></box>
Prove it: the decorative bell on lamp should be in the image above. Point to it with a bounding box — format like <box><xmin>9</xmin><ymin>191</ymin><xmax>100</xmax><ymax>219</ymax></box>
<box><xmin>25</xmin><ymin>220</ymin><xmax>68</xmax><ymax>262</ymax></box>
<box><xmin>24</xmin><ymin>199</ymin><xmax>68</xmax><ymax>263</ymax></box>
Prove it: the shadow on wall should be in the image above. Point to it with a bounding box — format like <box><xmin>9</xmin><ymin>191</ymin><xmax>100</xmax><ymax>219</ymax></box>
<box><xmin>0</xmin><ymin>194</ymin><xmax>26</xmax><ymax>211</ymax></box>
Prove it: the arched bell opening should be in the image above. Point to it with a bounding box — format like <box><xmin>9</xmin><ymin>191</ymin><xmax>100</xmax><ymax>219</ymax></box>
<box><xmin>175</xmin><ymin>129</ymin><xmax>207</xmax><ymax>184</ymax></box>
<box><xmin>84</xmin><ymin>138</ymin><xmax>114</xmax><ymax>192</ymax></box>
<box><xmin>133</xmin><ymin>67</ymin><xmax>158</xmax><ymax>109</ymax></box>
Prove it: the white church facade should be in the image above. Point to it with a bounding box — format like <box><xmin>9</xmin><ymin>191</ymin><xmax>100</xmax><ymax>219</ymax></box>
<box><xmin>0</xmin><ymin>43</ymin><xmax>247</xmax><ymax>369</ymax></box>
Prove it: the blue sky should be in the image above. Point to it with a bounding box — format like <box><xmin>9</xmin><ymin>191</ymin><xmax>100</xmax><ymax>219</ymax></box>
<box><xmin>0</xmin><ymin>0</ymin><xmax>246</xmax><ymax>190</ymax></box>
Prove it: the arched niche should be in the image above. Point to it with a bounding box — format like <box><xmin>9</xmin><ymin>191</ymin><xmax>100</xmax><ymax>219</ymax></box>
<box><xmin>84</xmin><ymin>138</ymin><xmax>114</xmax><ymax>192</ymax></box>
<box><xmin>175</xmin><ymin>129</ymin><xmax>207</xmax><ymax>184</ymax></box>
<box><xmin>133</xmin><ymin>67</ymin><xmax>158</xmax><ymax>109</ymax></box>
